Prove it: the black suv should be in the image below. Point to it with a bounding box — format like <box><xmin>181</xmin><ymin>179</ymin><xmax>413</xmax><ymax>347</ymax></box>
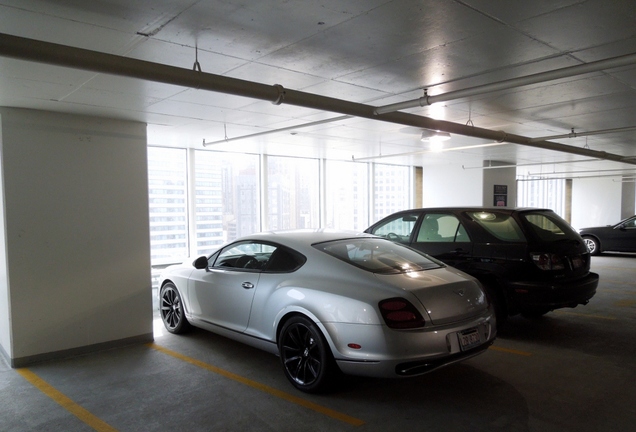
<box><xmin>365</xmin><ymin>207</ymin><xmax>599</xmax><ymax>322</ymax></box>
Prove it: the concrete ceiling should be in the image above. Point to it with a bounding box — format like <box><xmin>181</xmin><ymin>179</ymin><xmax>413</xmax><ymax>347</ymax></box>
<box><xmin>1</xmin><ymin>0</ymin><xmax>635</xmax><ymax>177</ymax></box>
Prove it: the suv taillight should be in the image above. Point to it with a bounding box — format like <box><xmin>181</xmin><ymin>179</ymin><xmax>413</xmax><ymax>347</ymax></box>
<box><xmin>379</xmin><ymin>298</ymin><xmax>425</xmax><ymax>329</ymax></box>
<box><xmin>531</xmin><ymin>253</ymin><xmax>565</xmax><ymax>271</ymax></box>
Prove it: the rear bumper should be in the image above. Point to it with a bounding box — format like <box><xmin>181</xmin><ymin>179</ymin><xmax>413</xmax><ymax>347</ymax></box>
<box><xmin>328</xmin><ymin>312</ymin><xmax>496</xmax><ymax>379</ymax></box>
<box><xmin>506</xmin><ymin>271</ymin><xmax>599</xmax><ymax>311</ymax></box>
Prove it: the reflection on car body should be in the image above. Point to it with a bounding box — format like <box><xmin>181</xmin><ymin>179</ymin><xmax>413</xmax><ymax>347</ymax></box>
<box><xmin>366</xmin><ymin>208</ymin><xmax>599</xmax><ymax>322</ymax></box>
<box><xmin>159</xmin><ymin>230</ymin><xmax>496</xmax><ymax>393</ymax></box>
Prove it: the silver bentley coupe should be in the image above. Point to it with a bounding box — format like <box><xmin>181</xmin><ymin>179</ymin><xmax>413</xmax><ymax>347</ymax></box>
<box><xmin>158</xmin><ymin>230</ymin><xmax>496</xmax><ymax>392</ymax></box>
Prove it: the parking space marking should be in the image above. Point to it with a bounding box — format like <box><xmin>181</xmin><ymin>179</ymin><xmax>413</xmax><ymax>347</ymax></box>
<box><xmin>489</xmin><ymin>346</ymin><xmax>532</xmax><ymax>356</ymax></box>
<box><xmin>593</xmin><ymin>266</ymin><xmax>636</xmax><ymax>272</ymax></box>
<box><xmin>149</xmin><ymin>343</ymin><xmax>365</xmax><ymax>427</ymax></box>
<box><xmin>602</xmin><ymin>286</ymin><xmax>636</xmax><ymax>294</ymax></box>
<box><xmin>16</xmin><ymin>368</ymin><xmax>118</xmax><ymax>432</ymax></box>
<box><xmin>554</xmin><ymin>311</ymin><xmax>617</xmax><ymax>320</ymax></box>
<box><xmin>615</xmin><ymin>299</ymin><xmax>636</xmax><ymax>307</ymax></box>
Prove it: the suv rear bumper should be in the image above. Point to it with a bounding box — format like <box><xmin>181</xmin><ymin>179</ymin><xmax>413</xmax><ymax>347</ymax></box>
<box><xmin>506</xmin><ymin>271</ymin><xmax>599</xmax><ymax>311</ymax></box>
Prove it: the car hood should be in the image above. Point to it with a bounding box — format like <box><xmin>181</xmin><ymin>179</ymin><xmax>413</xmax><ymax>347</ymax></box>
<box><xmin>374</xmin><ymin>268</ymin><xmax>489</xmax><ymax>325</ymax></box>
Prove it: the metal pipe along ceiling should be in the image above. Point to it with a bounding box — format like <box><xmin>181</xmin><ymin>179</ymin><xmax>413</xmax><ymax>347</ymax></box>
<box><xmin>374</xmin><ymin>52</ymin><xmax>636</xmax><ymax>114</ymax></box>
<box><xmin>0</xmin><ymin>32</ymin><xmax>635</xmax><ymax>166</ymax></box>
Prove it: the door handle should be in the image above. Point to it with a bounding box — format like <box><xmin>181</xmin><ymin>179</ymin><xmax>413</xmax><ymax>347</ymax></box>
<box><xmin>451</xmin><ymin>248</ymin><xmax>468</xmax><ymax>255</ymax></box>
<box><xmin>242</xmin><ymin>282</ymin><xmax>254</xmax><ymax>289</ymax></box>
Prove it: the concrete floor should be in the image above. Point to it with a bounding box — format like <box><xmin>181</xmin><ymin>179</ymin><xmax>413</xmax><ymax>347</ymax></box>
<box><xmin>1</xmin><ymin>255</ymin><xmax>635</xmax><ymax>431</ymax></box>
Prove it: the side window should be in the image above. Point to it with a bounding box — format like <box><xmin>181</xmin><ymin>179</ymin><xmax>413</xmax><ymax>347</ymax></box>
<box><xmin>264</xmin><ymin>247</ymin><xmax>306</xmax><ymax>273</ymax></box>
<box><xmin>623</xmin><ymin>217</ymin><xmax>636</xmax><ymax>229</ymax></box>
<box><xmin>370</xmin><ymin>212</ymin><xmax>419</xmax><ymax>242</ymax></box>
<box><xmin>469</xmin><ymin>211</ymin><xmax>526</xmax><ymax>242</ymax></box>
<box><xmin>416</xmin><ymin>214</ymin><xmax>470</xmax><ymax>243</ymax></box>
<box><xmin>212</xmin><ymin>242</ymin><xmax>277</xmax><ymax>271</ymax></box>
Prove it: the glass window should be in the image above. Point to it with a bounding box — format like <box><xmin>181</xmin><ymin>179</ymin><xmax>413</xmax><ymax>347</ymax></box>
<box><xmin>147</xmin><ymin>147</ymin><xmax>188</xmax><ymax>265</ymax></box>
<box><xmin>325</xmin><ymin>160</ymin><xmax>369</xmax><ymax>230</ymax></box>
<box><xmin>623</xmin><ymin>217</ymin><xmax>636</xmax><ymax>229</ymax></box>
<box><xmin>416</xmin><ymin>214</ymin><xmax>470</xmax><ymax>243</ymax></box>
<box><xmin>195</xmin><ymin>151</ymin><xmax>260</xmax><ymax>256</ymax></box>
<box><xmin>370</xmin><ymin>212</ymin><xmax>419</xmax><ymax>243</ymax></box>
<box><xmin>522</xmin><ymin>212</ymin><xmax>578</xmax><ymax>241</ymax></box>
<box><xmin>517</xmin><ymin>178</ymin><xmax>566</xmax><ymax>217</ymax></box>
<box><xmin>468</xmin><ymin>211</ymin><xmax>526</xmax><ymax>242</ymax></box>
<box><xmin>267</xmin><ymin>156</ymin><xmax>319</xmax><ymax>230</ymax></box>
<box><xmin>315</xmin><ymin>238</ymin><xmax>442</xmax><ymax>274</ymax></box>
<box><xmin>212</xmin><ymin>242</ymin><xmax>276</xmax><ymax>270</ymax></box>
<box><xmin>373</xmin><ymin>164</ymin><xmax>411</xmax><ymax>222</ymax></box>
<box><xmin>210</xmin><ymin>241</ymin><xmax>305</xmax><ymax>273</ymax></box>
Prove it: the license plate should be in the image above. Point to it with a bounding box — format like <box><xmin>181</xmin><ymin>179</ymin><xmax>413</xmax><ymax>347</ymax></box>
<box><xmin>458</xmin><ymin>327</ymin><xmax>482</xmax><ymax>351</ymax></box>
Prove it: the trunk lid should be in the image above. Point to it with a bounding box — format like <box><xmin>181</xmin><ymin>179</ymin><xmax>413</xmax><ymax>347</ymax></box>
<box><xmin>374</xmin><ymin>268</ymin><xmax>489</xmax><ymax>325</ymax></box>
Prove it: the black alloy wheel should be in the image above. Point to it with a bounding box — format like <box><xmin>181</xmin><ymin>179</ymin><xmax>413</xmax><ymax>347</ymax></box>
<box><xmin>278</xmin><ymin>316</ymin><xmax>334</xmax><ymax>393</ymax></box>
<box><xmin>160</xmin><ymin>283</ymin><xmax>191</xmax><ymax>334</ymax></box>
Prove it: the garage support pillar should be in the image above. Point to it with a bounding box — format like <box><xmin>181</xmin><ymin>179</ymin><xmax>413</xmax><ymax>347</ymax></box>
<box><xmin>0</xmin><ymin>108</ymin><xmax>153</xmax><ymax>367</ymax></box>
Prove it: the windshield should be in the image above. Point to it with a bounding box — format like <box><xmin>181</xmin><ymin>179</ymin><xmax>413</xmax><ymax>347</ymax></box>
<box><xmin>314</xmin><ymin>238</ymin><xmax>442</xmax><ymax>274</ymax></box>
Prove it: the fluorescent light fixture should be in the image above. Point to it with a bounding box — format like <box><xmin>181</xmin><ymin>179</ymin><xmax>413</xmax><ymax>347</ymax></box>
<box><xmin>420</xmin><ymin>129</ymin><xmax>451</xmax><ymax>142</ymax></box>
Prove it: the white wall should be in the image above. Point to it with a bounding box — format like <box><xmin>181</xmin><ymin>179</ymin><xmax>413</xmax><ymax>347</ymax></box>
<box><xmin>0</xmin><ymin>108</ymin><xmax>153</xmax><ymax>366</ymax></box>
<box><xmin>571</xmin><ymin>177</ymin><xmax>622</xmax><ymax>230</ymax></box>
<box><xmin>422</xmin><ymin>164</ymin><xmax>483</xmax><ymax>207</ymax></box>
<box><xmin>0</xmin><ymin>115</ymin><xmax>10</xmax><ymax>359</ymax></box>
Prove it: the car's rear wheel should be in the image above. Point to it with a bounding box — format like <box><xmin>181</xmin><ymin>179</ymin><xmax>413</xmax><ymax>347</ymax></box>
<box><xmin>160</xmin><ymin>283</ymin><xmax>191</xmax><ymax>334</ymax></box>
<box><xmin>278</xmin><ymin>316</ymin><xmax>335</xmax><ymax>393</ymax></box>
<box><xmin>583</xmin><ymin>236</ymin><xmax>600</xmax><ymax>255</ymax></box>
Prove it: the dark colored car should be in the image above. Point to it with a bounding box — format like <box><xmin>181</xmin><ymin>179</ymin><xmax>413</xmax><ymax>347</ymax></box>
<box><xmin>365</xmin><ymin>207</ymin><xmax>599</xmax><ymax>322</ymax></box>
<box><xmin>579</xmin><ymin>215</ymin><xmax>636</xmax><ymax>255</ymax></box>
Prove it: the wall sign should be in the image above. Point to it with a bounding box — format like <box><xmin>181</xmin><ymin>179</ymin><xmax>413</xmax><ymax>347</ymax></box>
<box><xmin>494</xmin><ymin>184</ymin><xmax>507</xmax><ymax>206</ymax></box>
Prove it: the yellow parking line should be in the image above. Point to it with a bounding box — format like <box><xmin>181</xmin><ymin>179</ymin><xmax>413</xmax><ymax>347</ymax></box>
<box><xmin>615</xmin><ymin>299</ymin><xmax>636</xmax><ymax>307</ymax></box>
<box><xmin>594</xmin><ymin>266</ymin><xmax>636</xmax><ymax>272</ymax></box>
<box><xmin>17</xmin><ymin>368</ymin><xmax>117</xmax><ymax>432</ymax></box>
<box><xmin>602</xmin><ymin>287</ymin><xmax>636</xmax><ymax>294</ymax></box>
<box><xmin>489</xmin><ymin>345</ymin><xmax>532</xmax><ymax>356</ymax></box>
<box><xmin>148</xmin><ymin>343</ymin><xmax>365</xmax><ymax>427</ymax></box>
<box><xmin>554</xmin><ymin>311</ymin><xmax>617</xmax><ymax>320</ymax></box>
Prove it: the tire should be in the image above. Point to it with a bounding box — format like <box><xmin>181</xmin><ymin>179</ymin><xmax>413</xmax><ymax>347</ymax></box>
<box><xmin>160</xmin><ymin>283</ymin><xmax>191</xmax><ymax>334</ymax></box>
<box><xmin>278</xmin><ymin>316</ymin><xmax>336</xmax><ymax>393</ymax></box>
<box><xmin>583</xmin><ymin>236</ymin><xmax>600</xmax><ymax>255</ymax></box>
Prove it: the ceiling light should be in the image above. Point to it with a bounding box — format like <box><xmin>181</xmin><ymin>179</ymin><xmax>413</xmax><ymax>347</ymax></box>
<box><xmin>420</xmin><ymin>129</ymin><xmax>451</xmax><ymax>142</ymax></box>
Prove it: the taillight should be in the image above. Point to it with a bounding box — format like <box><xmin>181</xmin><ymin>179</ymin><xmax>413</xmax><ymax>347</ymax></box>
<box><xmin>379</xmin><ymin>298</ymin><xmax>425</xmax><ymax>329</ymax></box>
<box><xmin>530</xmin><ymin>253</ymin><xmax>565</xmax><ymax>271</ymax></box>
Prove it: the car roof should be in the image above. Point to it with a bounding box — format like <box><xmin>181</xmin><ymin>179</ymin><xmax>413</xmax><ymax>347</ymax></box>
<box><xmin>239</xmin><ymin>229</ymin><xmax>377</xmax><ymax>249</ymax></box>
<box><xmin>387</xmin><ymin>207</ymin><xmax>553</xmax><ymax>214</ymax></box>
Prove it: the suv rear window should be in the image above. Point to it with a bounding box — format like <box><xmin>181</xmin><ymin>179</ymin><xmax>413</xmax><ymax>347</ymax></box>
<box><xmin>467</xmin><ymin>211</ymin><xmax>526</xmax><ymax>242</ymax></box>
<box><xmin>522</xmin><ymin>212</ymin><xmax>578</xmax><ymax>242</ymax></box>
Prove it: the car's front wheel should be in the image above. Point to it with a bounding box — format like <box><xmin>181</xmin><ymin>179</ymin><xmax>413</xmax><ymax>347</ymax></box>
<box><xmin>160</xmin><ymin>283</ymin><xmax>191</xmax><ymax>334</ymax></box>
<box><xmin>278</xmin><ymin>316</ymin><xmax>336</xmax><ymax>393</ymax></box>
<box><xmin>583</xmin><ymin>236</ymin><xmax>600</xmax><ymax>255</ymax></box>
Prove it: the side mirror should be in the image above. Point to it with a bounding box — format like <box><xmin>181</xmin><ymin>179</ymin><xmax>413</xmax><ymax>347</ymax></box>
<box><xmin>193</xmin><ymin>256</ymin><xmax>209</xmax><ymax>270</ymax></box>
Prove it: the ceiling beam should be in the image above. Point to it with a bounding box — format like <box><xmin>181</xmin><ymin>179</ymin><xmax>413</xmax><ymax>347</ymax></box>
<box><xmin>1</xmin><ymin>32</ymin><xmax>634</xmax><ymax>166</ymax></box>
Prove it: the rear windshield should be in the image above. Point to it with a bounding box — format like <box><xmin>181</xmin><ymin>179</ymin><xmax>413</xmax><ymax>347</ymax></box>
<box><xmin>467</xmin><ymin>211</ymin><xmax>526</xmax><ymax>242</ymax></box>
<box><xmin>521</xmin><ymin>211</ymin><xmax>580</xmax><ymax>242</ymax></box>
<box><xmin>314</xmin><ymin>238</ymin><xmax>442</xmax><ymax>274</ymax></box>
